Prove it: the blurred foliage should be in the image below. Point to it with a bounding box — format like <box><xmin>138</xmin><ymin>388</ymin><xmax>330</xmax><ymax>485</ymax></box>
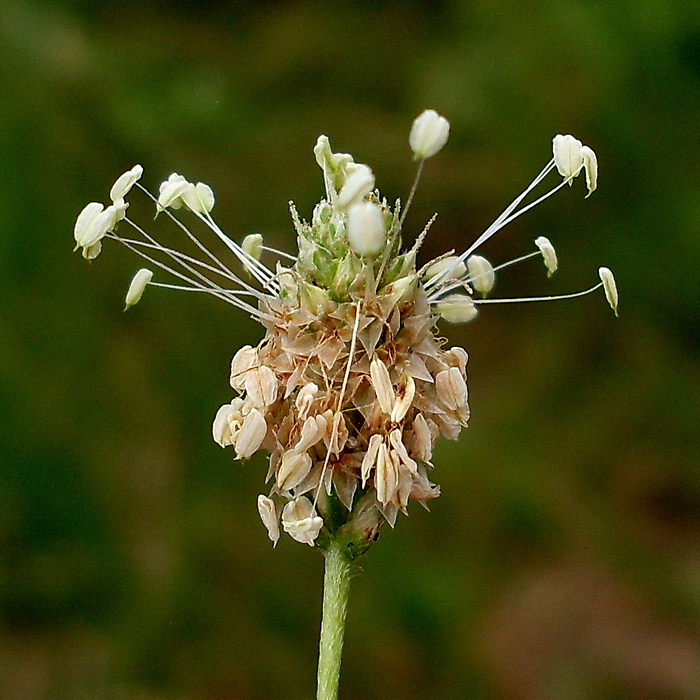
<box><xmin>1</xmin><ymin>0</ymin><xmax>700</xmax><ymax>698</ymax></box>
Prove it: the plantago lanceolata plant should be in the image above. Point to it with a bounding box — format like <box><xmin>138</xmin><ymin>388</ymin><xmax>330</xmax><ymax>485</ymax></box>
<box><xmin>74</xmin><ymin>110</ymin><xmax>617</xmax><ymax>700</ymax></box>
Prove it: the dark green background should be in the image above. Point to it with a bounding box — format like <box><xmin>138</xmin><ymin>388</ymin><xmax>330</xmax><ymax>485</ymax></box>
<box><xmin>2</xmin><ymin>0</ymin><xmax>700</xmax><ymax>698</ymax></box>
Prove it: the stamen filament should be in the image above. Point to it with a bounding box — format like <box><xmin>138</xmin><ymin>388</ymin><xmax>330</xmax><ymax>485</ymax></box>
<box><xmin>137</xmin><ymin>182</ymin><xmax>244</xmax><ymax>284</ymax></box>
<box><xmin>467</xmin><ymin>282</ymin><xmax>603</xmax><ymax>305</ymax></box>
<box><xmin>428</xmin><ymin>251</ymin><xmax>542</xmax><ymax>302</ymax></box>
<box><xmin>108</xmin><ymin>233</ymin><xmax>265</xmax><ymax>318</ymax></box>
<box><xmin>149</xmin><ymin>281</ymin><xmax>270</xmax><ymax>300</ymax></box>
<box><xmin>262</xmin><ymin>245</ymin><xmax>297</xmax><ymax>262</ymax></box>
<box><xmin>198</xmin><ymin>211</ymin><xmax>280</xmax><ymax>294</ymax></box>
<box><xmin>117</xmin><ymin>224</ymin><xmax>271</xmax><ymax>302</ymax></box>
<box><xmin>312</xmin><ymin>300</ymin><xmax>362</xmax><ymax>511</ymax></box>
<box><xmin>495</xmin><ymin>179</ymin><xmax>568</xmax><ymax>230</ymax></box>
<box><xmin>425</xmin><ymin>159</ymin><xmax>557</xmax><ymax>292</ymax></box>
<box><xmin>399</xmin><ymin>158</ymin><xmax>425</xmax><ymax>227</ymax></box>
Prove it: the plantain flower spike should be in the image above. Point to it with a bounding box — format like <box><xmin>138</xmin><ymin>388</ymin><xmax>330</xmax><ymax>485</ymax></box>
<box><xmin>73</xmin><ymin>111</ymin><xmax>616</xmax><ymax>553</ymax></box>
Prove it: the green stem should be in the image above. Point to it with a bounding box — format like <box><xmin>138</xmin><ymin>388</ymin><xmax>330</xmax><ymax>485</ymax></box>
<box><xmin>316</xmin><ymin>539</ymin><xmax>353</xmax><ymax>700</ymax></box>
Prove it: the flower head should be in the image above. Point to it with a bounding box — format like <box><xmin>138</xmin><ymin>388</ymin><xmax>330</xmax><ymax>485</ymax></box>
<box><xmin>73</xmin><ymin>111</ymin><xmax>616</xmax><ymax>554</ymax></box>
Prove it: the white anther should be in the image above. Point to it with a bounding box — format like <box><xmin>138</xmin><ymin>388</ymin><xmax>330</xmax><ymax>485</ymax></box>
<box><xmin>391</xmin><ymin>374</ymin><xmax>415</xmax><ymax>423</ymax></box>
<box><xmin>294</xmin><ymin>414</ymin><xmax>326</xmax><ymax>453</ymax></box>
<box><xmin>244</xmin><ymin>365</ymin><xmax>278</xmax><ymax>408</ymax></box>
<box><xmin>581</xmin><ymin>146</ymin><xmax>598</xmax><ymax>197</ymax></box>
<box><xmin>181</xmin><ymin>182</ymin><xmax>215</xmax><ymax>214</ymax></box>
<box><xmin>281</xmin><ymin>497</ymin><xmax>324</xmax><ymax>546</ymax></box>
<box><xmin>109</xmin><ymin>164</ymin><xmax>143</xmax><ymax>202</ymax></box>
<box><xmin>598</xmin><ymin>266</ymin><xmax>618</xmax><ymax>316</ymax></box>
<box><xmin>467</xmin><ymin>255</ymin><xmax>495</xmax><ymax>294</ymax></box>
<box><xmin>553</xmin><ymin>134</ymin><xmax>584</xmax><ymax>185</ymax></box>
<box><xmin>230</xmin><ymin>345</ymin><xmax>258</xmax><ymax>392</ymax></box>
<box><xmin>534</xmin><ymin>236</ymin><xmax>558</xmax><ymax>277</ymax></box>
<box><xmin>347</xmin><ymin>202</ymin><xmax>386</xmax><ymax>258</ymax></box>
<box><xmin>370</xmin><ymin>357</ymin><xmax>395</xmax><ymax>415</ymax></box>
<box><xmin>234</xmin><ymin>408</ymin><xmax>267</xmax><ymax>460</ymax></box>
<box><xmin>276</xmin><ymin>450</ymin><xmax>313</xmax><ymax>492</ymax></box>
<box><xmin>409</xmin><ymin>109</ymin><xmax>450</xmax><ymax>160</ymax></box>
<box><xmin>422</xmin><ymin>256</ymin><xmax>467</xmax><ymax>281</ymax></box>
<box><xmin>434</xmin><ymin>294</ymin><xmax>478</xmax><ymax>324</ymax></box>
<box><xmin>242</xmin><ymin>233</ymin><xmax>264</xmax><ymax>262</ymax></box>
<box><xmin>257</xmin><ymin>495</ymin><xmax>280</xmax><ymax>546</ymax></box>
<box><xmin>337</xmin><ymin>163</ymin><xmax>375</xmax><ymax>208</ymax></box>
<box><xmin>295</xmin><ymin>383</ymin><xmax>319</xmax><ymax>420</ymax></box>
<box><xmin>361</xmin><ymin>434</ymin><xmax>384</xmax><ymax>487</ymax></box>
<box><xmin>157</xmin><ymin>173</ymin><xmax>189</xmax><ymax>211</ymax></box>
<box><xmin>436</xmin><ymin>367</ymin><xmax>468</xmax><ymax>411</ymax></box>
<box><xmin>124</xmin><ymin>268</ymin><xmax>153</xmax><ymax>310</ymax></box>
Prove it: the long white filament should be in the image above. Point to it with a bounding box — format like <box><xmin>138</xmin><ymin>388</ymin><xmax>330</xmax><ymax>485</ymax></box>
<box><xmin>425</xmin><ymin>159</ymin><xmax>558</xmax><ymax>293</ymax></box>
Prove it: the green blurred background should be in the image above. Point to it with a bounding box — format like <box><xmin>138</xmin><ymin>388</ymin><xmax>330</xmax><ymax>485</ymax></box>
<box><xmin>2</xmin><ymin>0</ymin><xmax>700</xmax><ymax>697</ymax></box>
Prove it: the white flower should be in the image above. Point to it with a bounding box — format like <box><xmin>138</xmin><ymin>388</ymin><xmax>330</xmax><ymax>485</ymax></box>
<box><xmin>347</xmin><ymin>202</ymin><xmax>386</xmax><ymax>257</ymax></box>
<box><xmin>409</xmin><ymin>109</ymin><xmax>450</xmax><ymax>160</ymax></box>
<box><xmin>124</xmin><ymin>268</ymin><xmax>153</xmax><ymax>310</ymax></box>
<box><xmin>109</xmin><ymin>164</ymin><xmax>143</xmax><ymax>202</ymax></box>
<box><xmin>74</xmin><ymin>112</ymin><xmax>617</xmax><ymax>549</ymax></box>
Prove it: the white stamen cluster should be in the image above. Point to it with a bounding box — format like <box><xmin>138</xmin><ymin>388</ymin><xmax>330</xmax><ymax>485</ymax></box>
<box><xmin>73</xmin><ymin>109</ymin><xmax>618</xmax><ymax>554</ymax></box>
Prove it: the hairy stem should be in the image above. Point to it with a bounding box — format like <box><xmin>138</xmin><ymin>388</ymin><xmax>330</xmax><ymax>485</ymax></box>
<box><xmin>316</xmin><ymin>539</ymin><xmax>353</xmax><ymax>700</ymax></box>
